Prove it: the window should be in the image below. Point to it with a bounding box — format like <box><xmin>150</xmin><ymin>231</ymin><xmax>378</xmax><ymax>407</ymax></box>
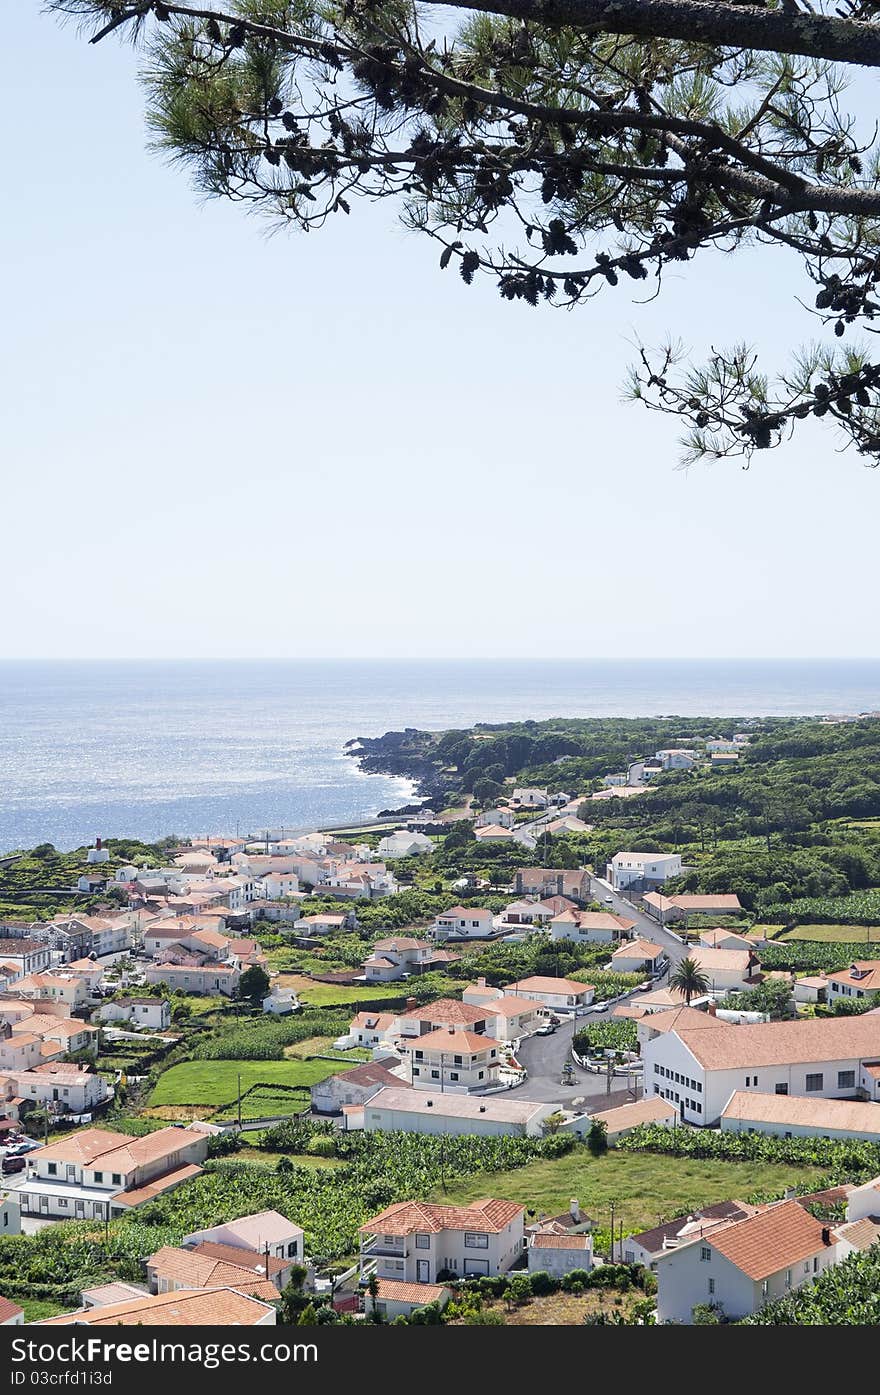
<box><xmin>785</xmin><ymin>1268</ymin><xmax>792</xmax><ymax>1288</ymax></box>
<box><xmin>111</xmin><ymin>1173</ymin><xmax>121</xmax><ymax>1185</ymax></box>
<box><xmin>805</xmin><ymin>1074</ymin><xmax>823</xmax><ymax>1092</ymax></box>
<box><xmin>94</xmin><ymin>1172</ymin><xmax>103</xmax><ymax>1182</ymax></box>
<box><xmin>464</xmin><ymin>1233</ymin><xmax>489</xmax><ymax>1249</ymax></box>
<box><xmin>838</xmin><ymin>1071</ymin><xmax>856</xmax><ymax>1090</ymax></box>
<box><xmin>700</xmin><ymin>1247</ymin><xmax>711</xmax><ymax>1262</ymax></box>
<box><xmin>431</xmin><ymin>1070</ymin><xmax>440</xmax><ymax>1080</ymax></box>
<box><xmin>47</xmin><ymin>1163</ymin><xmax>57</xmax><ymax>1177</ymax></box>
<box><xmin>761</xmin><ymin>1280</ymin><xmax>769</xmax><ymax>1298</ymax></box>
<box><xmin>287</xmin><ymin>1240</ymin><xmax>298</xmax><ymax>1257</ymax></box>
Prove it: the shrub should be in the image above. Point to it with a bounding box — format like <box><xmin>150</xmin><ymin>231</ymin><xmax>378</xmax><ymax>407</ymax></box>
<box><xmin>528</xmin><ymin>1270</ymin><xmax>560</xmax><ymax>1296</ymax></box>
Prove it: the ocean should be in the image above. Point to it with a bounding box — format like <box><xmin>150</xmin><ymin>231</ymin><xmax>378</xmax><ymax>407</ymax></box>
<box><xmin>0</xmin><ymin>658</ymin><xmax>878</xmax><ymax>852</ymax></box>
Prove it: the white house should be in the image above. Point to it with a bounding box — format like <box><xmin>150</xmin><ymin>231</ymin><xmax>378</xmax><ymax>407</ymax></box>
<box><xmin>624</xmin><ymin>1201</ymin><xmax>754</xmax><ymax>1271</ymax></box>
<box><xmin>655</xmin><ymin>1199</ymin><xmax>838</xmax><ymax>1324</ymax></box>
<box><xmin>608</xmin><ymin>852</ymin><xmax>682</xmax><ymax>893</ymax></box>
<box><xmin>356</xmin><ymin>1086</ymin><xmax>555</xmax><ymax>1137</ymax></box>
<box><xmin>549</xmin><ymin>910</ymin><xmax>637</xmax><ymax>945</ymax></box>
<box><xmin>475</xmin><ymin>808</ymin><xmax>515</xmax><ymax>829</ymax></box>
<box><xmin>11</xmin><ymin>1062</ymin><xmax>111</xmax><ymax>1114</ymax></box>
<box><xmin>311</xmin><ymin>1059</ymin><xmax>404</xmax><ymax>1115</ymax></box>
<box><xmin>36</xmin><ymin>1289</ymin><xmax>276</xmax><ymax>1326</ymax></box>
<box><xmin>609</xmin><ymin>939</ymin><xmax>667</xmax><ymax>976</ymax></box>
<box><xmin>377</xmin><ymin>831</ymin><xmax>434</xmax><ymax>859</ymax></box>
<box><xmin>262</xmin><ymin>987</ymin><xmax>299</xmax><ymax>1016</ymax></box>
<box><xmin>182</xmin><ymin>1209</ymin><xmax>303</xmax><ymax>1264</ymax></box>
<box><xmin>824</xmin><ymin>960</ymin><xmax>880</xmax><ymax>1006</ymax></box>
<box><xmin>363</xmin><ymin>937</ymin><xmax>435</xmax><ymax>983</ymax></box>
<box><xmin>528</xmin><ymin>1228</ymin><xmax>593</xmax><ymax>1277</ymax></box>
<box><xmin>404</xmin><ymin>1027</ymin><xmax>502</xmax><ymax>1091</ymax></box>
<box><xmin>587</xmin><ymin>1096</ymin><xmax>678</xmax><ymax>1143</ymax></box>
<box><xmin>494</xmin><ymin>899</ymin><xmax>560</xmax><ymax>933</ymax></box>
<box><xmin>347</xmin><ymin>1011</ymin><xmax>397</xmax><ymax>1049</ymax></box>
<box><xmin>643</xmin><ymin>893</ymin><xmax>742</xmax><ymax>925</ymax></box>
<box><xmin>688</xmin><ymin>946</ymin><xmax>760</xmax><ymax>993</ymax></box>
<box><xmin>510</xmin><ymin>789</ymin><xmax>549</xmax><ymax>809</ymax></box>
<box><xmin>359</xmin><ymin>1197</ymin><xmax>525</xmax><ymax>1285</ymax></box>
<box><xmin>394</xmin><ymin>998</ymin><xmax>493</xmax><ymax>1038</ymax></box>
<box><xmin>721</xmin><ymin>1090</ymin><xmax>880</xmax><ymax>1143</ymax></box>
<box><xmin>98</xmin><ymin>997</ymin><xmax>171</xmax><ymax>1031</ymax></box>
<box><xmin>144</xmin><ymin>962</ymin><xmax>241</xmax><ymax>997</ymax></box>
<box><xmin>643</xmin><ymin>1013</ymin><xmax>880</xmax><ymax>1126</ymax></box>
<box><xmin>19</xmin><ymin>1125</ymin><xmax>209</xmax><ymax>1220</ymax></box>
<box><xmin>698</xmin><ymin>928</ymin><xmax>757</xmax><ymax>953</ymax></box>
<box><xmin>366</xmin><ymin>1278</ymin><xmax>452</xmax><ymax>1320</ymax></box>
<box><xmin>481</xmin><ymin>995</ymin><xmax>543</xmax><ymax>1042</ymax></box>
<box><xmin>655</xmin><ymin>748</ymin><xmax>698</xmax><ymax>770</ymax></box>
<box><xmin>505</xmin><ymin>976</ymin><xmax>595</xmax><ymax>1012</ymax></box>
<box><xmin>0</xmin><ymin>1192</ymin><xmax>20</xmax><ymax>1238</ymax></box>
<box><xmin>431</xmin><ymin>907</ymin><xmax>495</xmax><ymax>941</ymax></box>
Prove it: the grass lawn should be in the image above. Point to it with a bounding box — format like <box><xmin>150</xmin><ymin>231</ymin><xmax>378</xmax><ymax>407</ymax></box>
<box><xmin>274</xmin><ymin>973</ymin><xmax>414</xmax><ymax>1006</ymax></box>
<box><xmin>429</xmin><ymin>1146</ymin><xmax>822</xmax><ymax>1237</ymax></box>
<box><xmin>214</xmin><ymin>1088</ymin><xmax>312</xmax><ymax>1120</ymax></box>
<box><xmin>19</xmin><ymin>1299</ymin><xmax>75</xmax><ymax>1323</ymax></box>
<box><xmin>781</xmin><ymin>924</ymin><xmax>880</xmax><ymax>943</ymax></box>
<box><xmin>149</xmin><ymin>1057</ymin><xmax>343</xmax><ymax>1109</ymax></box>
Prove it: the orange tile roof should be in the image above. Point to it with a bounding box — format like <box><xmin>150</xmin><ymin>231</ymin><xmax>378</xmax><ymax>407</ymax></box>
<box><xmin>705</xmin><ymin>1199</ymin><xmax>832</xmax><ymax>1280</ymax></box>
<box><xmin>611</xmin><ymin>938</ymin><xmax>665</xmax><ymax>960</ymax></box>
<box><xmin>361</xmin><ymin>1198</ymin><xmax>524</xmax><ymax>1237</ymax></box>
<box><xmin>112</xmin><ymin>1163</ymin><xmax>204</xmax><ymax>1208</ymax></box>
<box><xmin>590</xmin><ymin>1097</ymin><xmax>678</xmax><ymax>1131</ymax></box>
<box><xmin>373</xmin><ymin>1279</ymin><xmax>449</xmax><ymax>1305</ymax></box>
<box><xmin>37</xmin><ymin>1287</ymin><xmax>275</xmax><ymax>1326</ymax></box>
<box><xmin>509</xmin><ymin>976</ymin><xmax>593</xmax><ymax>996</ymax></box>
<box><xmin>532</xmin><ymin>1232</ymin><xmax>592</xmax><ymax>1250</ymax></box>
<box><xmin>825</xmin><ymin>961</ymin><xmax>880</xmax><ymax>993</ymax></box>
<box><xmin>413</xmin><ymin>1028</ymin><xmax>502</xmax><ymax>1053</ymax></box>
<box><xmin>676</xmin><ymin>1014</ymin><xmax>880</xmax><ymax>1071</ymax></box>
<box><xmin>406</xmin><ymin>999</ymin><xmax>488</xmax><ymax>1026</ymax></box>
<box><xmin>722</xmin><ymin>1090</ymin><xmax>880</xmax><ymax>1135</ymax></box>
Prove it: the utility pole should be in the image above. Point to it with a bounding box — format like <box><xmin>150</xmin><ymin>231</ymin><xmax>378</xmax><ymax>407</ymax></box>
<box><xmin>609</xmin><ymin>1200</ymin><xmax>615</xmax><ymax>1263</ymax></box>
<box><xmin>237</xmin><ymin>1073</ymin><xmax>242</xmax><ymax>1131</ymax></box>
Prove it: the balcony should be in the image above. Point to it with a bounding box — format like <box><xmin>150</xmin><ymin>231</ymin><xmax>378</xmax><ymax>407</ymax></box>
<box><xmin>361</xmin><ymin>1239</ymin><xmax>409</xmax><ymax>1260</ymax></box>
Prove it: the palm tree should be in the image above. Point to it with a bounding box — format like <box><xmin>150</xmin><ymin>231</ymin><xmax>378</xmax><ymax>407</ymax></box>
<box><xmin>670</xmin><ymin>957</ymin><xmax>711</xmax><ymax>1006</ymax></box>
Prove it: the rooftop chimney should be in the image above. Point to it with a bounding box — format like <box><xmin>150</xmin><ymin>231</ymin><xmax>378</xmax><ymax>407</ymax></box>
<box><xmin>707</xmin><ymin>1002</ymin><xmax>717</xmax><ymax>1016</ymax></box>
<box><xmin>822</xmin><ymin>1226</ymin><xmax>832</xmax><ymax>1246</ymax></box>
<box><xmin>570</xmin><ymin>1198</ymin><xmax>580</xmax><ymax>1222</ymax></box>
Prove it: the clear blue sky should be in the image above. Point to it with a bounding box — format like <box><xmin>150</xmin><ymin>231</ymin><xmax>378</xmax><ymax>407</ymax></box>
<box><xmin>3</xmin><ymin>7</ymin><xmax>877</xmax><ymax>660</ymax></box>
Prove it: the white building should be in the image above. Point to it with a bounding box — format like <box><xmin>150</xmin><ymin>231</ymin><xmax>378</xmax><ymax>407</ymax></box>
<box><xmin>643</xmin><ymin>1013</ymin><xmax>880</xmax><ymax>1126</ymax></box>
<box><xmin>655</xmin><ymin>1199</ymin><xmax>838</xmax><ymax>1324</ymax></box>
<box><xmin>98</xmin><ymin>997</ymin><xmax>171</xmax><ymax>1031</ymax></box>
<box><xmin>688</xmin><ymin>946</ymin><xmax>759</xmax><ymax>993</ymax></box>
<box><xmin>824</xmin><ymin>960</ymin><xmax>880</xmax><ymax>1006</ymax></box>
<box><xmin>475</xmin><ymin>808</ymin><xmax>515</xmax><ymax>829</ymax></box>
<box><xmin>528</xmin><ymin>1228</ymin><xmax>593</xmax><ymax>1277</ymax></box>
<box><xmin>655</xmin><ymin>749</ymin><xmax>698</xmax><ymax>770</ymax></box>
<box><xmin>359</xmin><ymin>1197</ymin><xmax>525</xmax><ymax>1285</ymax></box>
<box><xmin>549</xmin><ymin>909</ymin><xmax>637</xmax><ymax>945</ymax></box>
<box><xmin>505</xmin><ymin>976</ymin><xmax>595</xmax><ymax>1012</ymax></box>
<box><xmin>721</xmin><ymin>1090</ymin><xmax>880</xmax><ymax>1143</ymax></box>
<box><xmin>609</xmin><ymin>939</ymin><xmax>667</xmax><ymax>976</ymax></box>
<box><xmin>262</xmin><ymin>987</ymin><xmax>299</xmax><ymax>1016</ymax></box>
<box><xmin>19</xmin><ymin>1125</ymin><xmax>209</xmax><ymax>1220</ymax></box>
<box><xmin>182</xmin><ymin>1209</ymin><xmax>303</xmax><ymax>1263</ymax></box>
<box><xmin>311</xmin><ymin>1059</ymin><xmax>404</xmax><ymax>1115</ymax></box>
<box><xmin>405</xmin><ymin>1027</ymin><xmax>501</xmax><ymax>1091</ymax></box>
<box><xmin>430</xmin><ymin>907</ymin><xmax>494</xmax><ymax>941</ymax></box>
<box><xmin>12</xmin><ymin>1062</ymin><xmax>111</xmax><ymax>1115</ymax></box>
<box><xmin>510</xmin><ymin>789</ymin><xmax>549</xmax><ymax>809</ymax></box>
<box><xmin>608</xmin><ymin>852</ymin><xmax>682</xmax><ymax>893</ymax></box>
<box><xmin>377</xmin><ymin>831</ymin><xmax>434</xmax><ymax>859</ymax></box>
<box><xmin>355</xmin><ymin>1085</ymin><xmax>556</xmax><ymax>1137</ymax></box>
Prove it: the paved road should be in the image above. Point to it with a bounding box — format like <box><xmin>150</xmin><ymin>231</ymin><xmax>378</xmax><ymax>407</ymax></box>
<box><xmin>511</xmin><ymin>1017</ymin><xmax>639</xmax><ymax>1108</ymax></box>
<box><xmin>588</xmin><ymin>874</ymin><xmax>689</xmax><ymax>970</ymax></box>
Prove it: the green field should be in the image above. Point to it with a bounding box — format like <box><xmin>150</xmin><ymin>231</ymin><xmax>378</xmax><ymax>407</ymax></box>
<box><xmin>781</xmin><ymin>924</ymin><xmax>880</xmax><ymax>944</ymax></box>
<box><xmin>429</xmin><ymin>1149</ymin><xmax>823</xmax><ymax>1236</ymax></box>
<box><xmin>149</xmin><ymin>1057</ymin><xmax>343</xmax><ymax>1110</ymax></box>
<box><xmin>275</xmin><ymin>973</ymin><xmax>420</xmax><ymax>1007</ymax></box>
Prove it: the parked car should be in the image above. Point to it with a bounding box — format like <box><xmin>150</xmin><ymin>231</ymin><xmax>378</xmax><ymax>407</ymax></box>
<box><xmin>604</xmin><ymin>894</ymin><xmax>614</xmax><ymax>903</ymax></box>
<box><xmin>1</xmin><ymin>1156</ymin><xmax>26</xmax><ymax>1175</ymax></box>
<box><xmin>535</xmin><ymin>1023</ymin><xmax>556</xmax><ymax>1036</ymax></box>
